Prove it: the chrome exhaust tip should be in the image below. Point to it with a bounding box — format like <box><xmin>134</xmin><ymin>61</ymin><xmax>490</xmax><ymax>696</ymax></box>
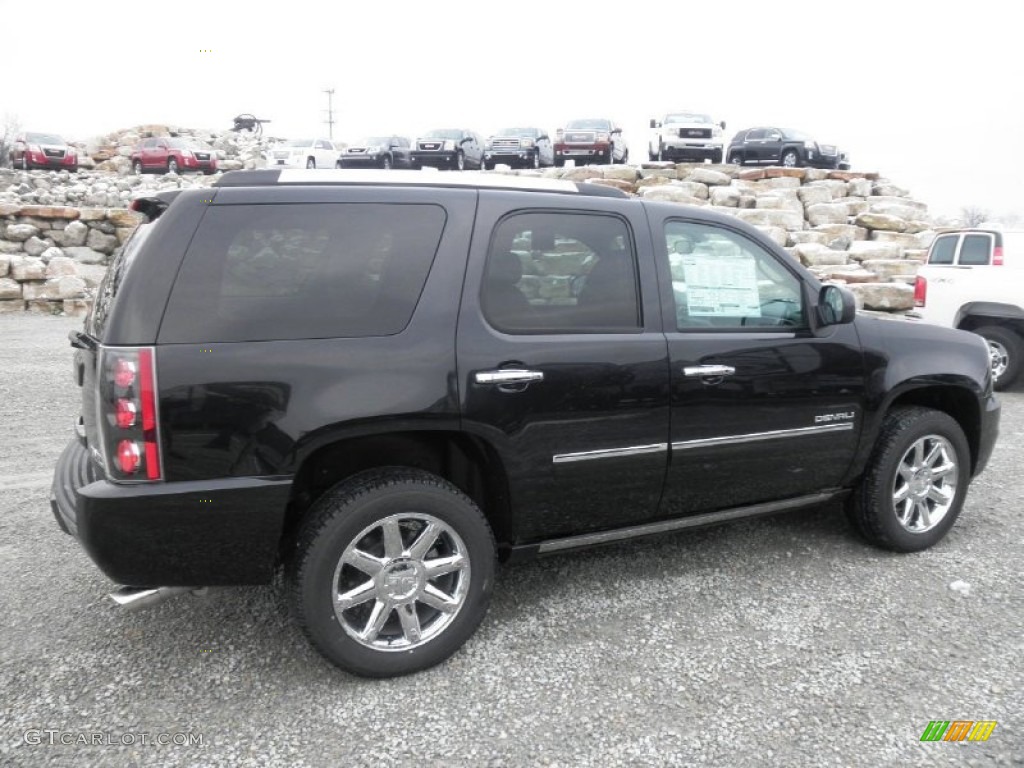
<box><xmin>109</xmin><ymin>586</ymin><xmax>207</xmax><ymax>611</ymax></box>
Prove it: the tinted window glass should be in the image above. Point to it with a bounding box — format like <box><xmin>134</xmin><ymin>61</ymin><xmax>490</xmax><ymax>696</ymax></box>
<box><xmin>160</xmin><ymin>204</ymin><xmax>446</xmax><ymax>343</ymax></box>
<box><xmin>665</xmin><ymin>221</ymin><xmax>806</xmax><ymax>331</ymax></box>
<box><xmin>959</xmin><ymin>234</ymin><xmax>992</xmax><ymax>265</ymax></box>
<box><xmin>928</xmin><ymin>235</ymin><xmax>957</xmax><ymax>264</ymax></box>
<box><xmin>745</xmin><ymin>129</ymin><xmax>765</xmax><ymax>141</ymax></box>
<box><xmin>87</xmin><ymin>223</ymin><xmax>154</xmax><ymax>338</ymax></box>
<box><xmin>481</xmin><ymin>212</ymin><xmax>640</xmax><ymax>334</ymax></box>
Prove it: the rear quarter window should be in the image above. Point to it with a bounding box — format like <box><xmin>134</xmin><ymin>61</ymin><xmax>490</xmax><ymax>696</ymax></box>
<box><xmin>958</xmin><ymin>234</ymin><xmax>993</xmax><ymax>265</ymax></box>
<box><xmin>158</xmin><ymin>203</ymin><xmax>446</xmax><ymax>343</ymax></box>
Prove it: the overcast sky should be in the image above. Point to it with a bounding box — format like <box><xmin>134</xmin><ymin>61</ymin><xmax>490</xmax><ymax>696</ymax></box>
<box><xmin>1</xmin><ymin>0</ymin><xmax>1021</xmax><ymax>220</ymax></box>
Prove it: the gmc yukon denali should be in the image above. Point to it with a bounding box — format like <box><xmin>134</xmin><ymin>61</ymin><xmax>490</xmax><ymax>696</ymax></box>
<box><xmin>51</xmin><ymin>169</ymin><xmax>1000</xmax><ymax>678</ymax></box>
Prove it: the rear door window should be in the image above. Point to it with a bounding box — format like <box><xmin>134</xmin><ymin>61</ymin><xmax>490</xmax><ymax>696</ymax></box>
<box><xmin>958</xmin><ymin>234</ymin><xmax>993</xmax><ymax>265</ymax></box>
<box><xmin>159</xmin><ymin>203</ymin><xmax>446</xmax><ymax>342</ymax></box>
<box><xmin>928</xmin><ymin>235</ymin><xmax>957</xmax><ymax>264</ymax></box>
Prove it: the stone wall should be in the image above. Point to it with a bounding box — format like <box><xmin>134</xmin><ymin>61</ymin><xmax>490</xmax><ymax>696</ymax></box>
<box><xmin>0</xmin><ymin>159</ymin><xmax>937</xmax><ymax>317</ymax></box>
<box><xmin>0</xmin><ymin>204</ymin><xmax>142</xmax><ymax>316</ymax></box>
<box><xmin>535</xmin><ymin>162</ymin><xmax>935</xmax><ymax>312</ymax></box>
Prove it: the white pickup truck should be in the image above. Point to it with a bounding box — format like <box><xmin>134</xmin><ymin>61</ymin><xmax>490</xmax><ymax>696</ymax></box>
<box><xmin>912</xmin><ymin>229</ymin><xmax>1024</xmax><ymax>389</ymax></box>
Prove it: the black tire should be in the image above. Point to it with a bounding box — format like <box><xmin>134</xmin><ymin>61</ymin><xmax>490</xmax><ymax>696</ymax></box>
<box><xmin>621</xmin><ymin>147</ymin><xmax>629</xmax><ymax>164</ymax></box>
<box><xmin>847</xmin><ymin>406</ymin><xmax>970</xmax><ymax>553</ymax></box>
<box><xmin>455</xmin><ymin>151</ymin><xmax>465</xmax><ymax>171</ymax></box>
<box><xmin>974</xmin><ymin>325</ymin><xmax>1022</xmax><ymax>390</ymax></box>
<box><xmin>167</xmin><ymin>158</ymin><xmax>179</xmax><ymax>174</ymax></box>
<box><xmin>381</xmin><ymin>155</ymin><xmax>392</xmax><ymax>170</ymax></box>
<box><xmin>132</xmin><ymin>160</ymin><xmax>143</xmax><ymax>175</ymax></box>
<box><xmin>606</xmin><ymin>146</ymin><xmax>616</xmax><ymax>165</ymax></box>
<box><xmin>729</xmin><ymin>152</ymin><xmax>743</xmax><ymax>166</ymax></box>
<box><xmin>530</xmin><ymin>151</ymin><xmax>539</xmax><ymax>170</ymax></box>
<box><xmin>287</xmin><ymin>467</ymin><xmax>496</xmax><ymax>678</ymax></box>
<box><xmin>711</xmin><ymin>149</ymin><xmax>723</xmax><ymax>164</ymax></box>
<box><xmin>781</xmin><ymin>149</ymin><xmax>800</xmax><ymax>168</ymax></box>
<box><xmin>306</xmin><ymin>157</ymin><xmax>316</xmax><ymax>169</ymax></box>
<box><xmin>21</xmin><ymin>156</ymin><xmax>29</xmax><ymax>171</ymax></box>
<box><xmin>554</xmin><ymin>158</ymin><xmax>565</xmax><ymax>167</ymax></box>
<box><xmin>335</xmin><ymin>160</ymin><xmax>344</xmax><ymax>169</ymax></box>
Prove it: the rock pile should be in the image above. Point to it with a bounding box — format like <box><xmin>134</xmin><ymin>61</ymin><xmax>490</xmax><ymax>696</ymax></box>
<box><xmin>73</xmin><ymin>124</ymin><xmax>279</xmax><ymax>174</ymax></box>
<box><xmin>0</xmin><ymin>167</ymin><xmax>217</xmax><ymax>208</ymax></box>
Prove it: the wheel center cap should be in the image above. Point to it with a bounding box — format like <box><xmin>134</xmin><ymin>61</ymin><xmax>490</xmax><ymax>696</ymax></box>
<box><xmin>381</xmin><ymin>560</ymin><xmax>422</xmax><ymax>602</ymax></box>
<box><xmin>910</xmin><ymin>471</ymin><xmax>931</xmax><ymax>498</ymax></box>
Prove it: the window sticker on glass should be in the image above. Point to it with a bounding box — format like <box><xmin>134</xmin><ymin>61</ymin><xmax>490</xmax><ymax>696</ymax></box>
<box><xmin>681</xmin><ymin>254</ymin><xmax>761</xmax><ymax>317</ymax></box>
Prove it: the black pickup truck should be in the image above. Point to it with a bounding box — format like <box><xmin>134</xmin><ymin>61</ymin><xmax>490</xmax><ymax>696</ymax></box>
<box><xmin>52</xmin><ymin>169</ymin><xmax>1000</xmax><ymax>678</ymax></box>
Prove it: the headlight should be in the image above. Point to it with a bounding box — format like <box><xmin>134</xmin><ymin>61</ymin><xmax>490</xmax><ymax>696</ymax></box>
<box><xmin>804</xmin><ymin>140</ymin><xmax>816</xmax><ymax>150</ymax></box>
<box><xmin>597</xmin><ymin>132</ymin><xmax>610</xmax><ymax>141</ymax></box>
<box><xmin>443</xmin><ymin>140</ymin><xmax>456</xmax><ymax>151</ymax></box>
<box><xmin>366</xmin><ymin>145</ymin><xmax>383</xmax><ymax>154</ymax></box>
<box><xmin>521</xmin><ymin>139</ymin><xmax>534</xmax><ymax>148</ymax></box>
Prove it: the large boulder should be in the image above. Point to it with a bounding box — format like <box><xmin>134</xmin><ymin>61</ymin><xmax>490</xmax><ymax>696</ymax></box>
<box><xmin>793</xmin><ymin>243</ymin><xmax>849</xmax><ymax>267</ymax></box>
<box><xmin>684</xmin><ymin>168</ymin><xmax>731</xmax><ymax>186</ymax></box>
<box><xmin>22</xmin><ymin>236</ymin><xmax>50</xmax><ymax>257</ymax></box>
<box><xmin>64</xmin><ymin>247</ymin><xmax>107</xmax><ymax>264</ymax></box>
<box><xmin>806</xmin><ymin>203</ymin><xmax>851</xmax><ymax>227</ymax></box>
<box><xmin>44</xmin><ymin>256</ymin><xmax>78</xmax><ymax>278</ymax></box>
<box><xmin>869</xmin><ymin>231</ymin><xmax>923</xmax><ymax>248</ymax></box>
<box><xmin>86</xmin><ymin>229</ymin><xmax>120</xmax><ymax>255</ymax></box>
<box><xmin>601</xmin><ymin>166</ymin><xmax>639</xmax><ymax>182</ymax></box>
<box><xmin>849</xmin><ymin>282</ymin><xmax>914</xmax><ymax>311</ymax></box>
<box><xmin>49</xmin><ymin>220</ymin><xmax>89</xmax><ymax>247</ymax></box>
<box><xmin>0</xmin><ymin>277</ymin><xmax>22</xmax><ymax>299</ymax></box>
<box><xmin>860</xmin><ymin>259</ymin><xmax>920</xmax><ymax>281</ymax></box>
<box><xmin>813</xmin><ymin>224</ymin><xmax>868</xmax><ymax>242</ymax></box>
<box><xmin>847</xmin><ymin>178</ymin><xmax>873</xmax><ymax>197</ymax></box>
<box><xmin>872</xmin><ymin>182</ymin><xmax>909</xmax><ymax>197</ymax></box>
<box><xmin>847</xmin><ymin>241</ymin><xmax>903</xmax><ymax>261</ymax></box>
<box><xmin>640</xmin><ymin>187</ymin><xmax>706</xmax><ymax>205</ymax></box>
<box><xmin>9</xmin><ymin>255</ymin><xmax>46</xmax><ymax>280</ymax></box>
<box><xmin>4</xmin><ymin>224</ymin><xmax>39</xmax><ymax>242</ymax></box>
<box><xmin>755</xmin><ymin>226</ymin><xmax>789</xmax><ymax>247</ymax></box>
<box><xmin>669</xmin><ymin>181</ymin><xmax>710</xmax><ymax>199</ymax></box>
<box><xmin>855</xmin><ymin>212</ymin><xmax>908</xmax><ymax>232</ymax></box>
<box><xmin>797</xmin><ymin>186</ymin><xmax>832</xmax><ymax>207</ymax></box>
<box><xmin>788</xmin><ymin>231</ymin><xmax>830</xmax><ymax>247</ymax></box>
<box><xmin>731</xmin><ymin>208</ymin><xmax>805</xmax><ymax>230</ymax></box>
<box><xmin>709</xmin><ymin>186</ymin><xmax>742</xmax><ymax>207</ymax></box>
<box><xmin>805</xmin><ymin>179</ymin><xmax>849</xmax><ymax>199</ymax></box>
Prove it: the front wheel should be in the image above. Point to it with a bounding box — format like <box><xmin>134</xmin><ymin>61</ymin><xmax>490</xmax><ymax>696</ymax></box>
<box><xmin>455</xmin><ymin>151</ymin><xmax>465</xmax><ymax>171</ymax></box>
<box><xmin>975</xmin><ymin>325</ymin><xmax>1022</xmax><ymax>390</ymax></box>
<box><xmin>847</xmin><ymin>406</ymin><xmax>970</xmax><ymax>552</ymax></box>
<box><xmin>306</xmin><ymin>157</ymin><xmax>316</xmax><ymax>169</ymax></box>
<box><xmin>711</xmin><ymin>149</ymin><xmax>723</xmax><ymax>164</ymax></box>
<box><xmin>287</xmin><ymin>468</ymin><xmax>496</xmax><ymax>677</ymax></box>
<box><xmin>132</xmin><ymin>160</ymin><xmax>143</xmax><ymax>175</ymax></box>
<box><xmin>167</xmin><ymin>158</ymin><xmax>179</xmax><ymax>174</ymax></box>
<box><xmin>381</xmin><ymin>155</ymin><xmax>392</xmax><ymax>170</ymax></box>
<box><xmin>729</xmin><ymin>152</ymin><xmax>743</xmax><ymax>166</ymax></box>
<box><xmin>781</xmin><ymin>149</ymin><xmax>800</xmax><ymax>167</ymax></box>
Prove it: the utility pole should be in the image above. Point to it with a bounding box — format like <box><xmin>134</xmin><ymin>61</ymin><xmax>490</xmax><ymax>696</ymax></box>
<box><xmin>322</xmin><ymin>88</ymin><xmax>336</xmax><ymax>140</ymax></box>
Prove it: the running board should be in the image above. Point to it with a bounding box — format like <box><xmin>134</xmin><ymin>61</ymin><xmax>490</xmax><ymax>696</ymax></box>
<box><xmin>535</xmin><ymin>491</ymin><xmax>843</xmax><ymax>554</ymax></box>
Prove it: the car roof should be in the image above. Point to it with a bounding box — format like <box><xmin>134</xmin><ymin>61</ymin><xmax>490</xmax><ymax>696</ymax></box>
<box><xmin>214</xmin><ymin>169</ymin><xmax>630</xmax><ymax>197</ymax></box>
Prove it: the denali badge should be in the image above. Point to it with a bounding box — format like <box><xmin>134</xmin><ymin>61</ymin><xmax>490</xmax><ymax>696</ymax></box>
<box><xmin>815</xmin><ymin>412</ymin><xmax>856</xmax><ymax>423</ymax></box>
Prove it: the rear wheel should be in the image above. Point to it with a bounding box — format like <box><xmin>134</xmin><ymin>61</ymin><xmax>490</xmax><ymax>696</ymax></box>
<box><xmin>974</xmin><ymin>325</ymin><xmax>1022</xmax><ymax>390</ymax></box>
<box><xmin>381</xmin><ymin>155</ymin><xmax>392</xmax><ymax>170</ymax></box>
<box><xmin>729</xmin><ymin>152</ymin><xmax>743</xmax><ymax>166</ymax></box>
<box><xmin>287</xmin><ymin>468</ymin><xmax>496</xmax><ymax>677</ymax></box>
<box><xmin>711</xmin><ymin>149</ymin><xmax>723</xmax><ymax>164</ymax></box>
<box><xmin>455</xmin><ymin>151</ymin><xmax>465</xmax><ymax>171</ymax></box>
<box><xmin>847</xmin><ymin>406</ymin><xmax>970</xmax><ymax>552</ymax></box>
<box><xmin>132</xmin><ymin>160</ymin><xmax>143</xmax><ymax>175</ymax></box>
<box><xmin>167</xmin><ymin>158</ymin><xmax>179</xmax><ymax>174</ymax></box>
<box><xmin>306</xmin><ymin>157</ymin><xmax>316</xmax><ymax>169</ymax></box>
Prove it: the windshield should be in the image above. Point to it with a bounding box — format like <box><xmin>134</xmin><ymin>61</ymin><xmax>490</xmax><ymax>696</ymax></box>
<box><xmin>665</xmin><ymin>113</ymin><xmax>712</xmax><ymax>124</ymax></box>
<box><xmin>282</xmin><ymin>139</ymin><xmax>313</xmax><ymax>148</ymax></box>
<box><xmin>496</xmin><ymin>127</ymin><xmax>539</xmax><ymax>137</ymax></box>
<box><xmin>422</xmin><ymin>129</ymin><xmax>463</xmax><ymax>139</ymax></box>
<box><xmin>26</xmin><ymin>132</ymin><xmax>65</xmax><ymax>144</ymax></box>
<box><xmin>782</xmin><ymin>129</ymin><xmax>812</xmax><ymax>141</ymax></box>
<box><xmin>565</xmin><ymin>119</ymin><xmax>611</xmax><ymax>131</ymax></box>
<box><xmin>357</xmin><ymin>137</ymin><xmax>390</xmax><ymax>147</ymax></box>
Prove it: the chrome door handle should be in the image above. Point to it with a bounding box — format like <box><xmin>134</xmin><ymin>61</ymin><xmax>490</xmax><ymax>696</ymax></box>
<box><xmin>683</xmin><ymin>365</ymin><xmax>736</xmax><ymax>378</ymax></box>
<box><xmin>475</xmin><ymin>369</ymin><xmax>544</xmax><ymax>386</ymax></box>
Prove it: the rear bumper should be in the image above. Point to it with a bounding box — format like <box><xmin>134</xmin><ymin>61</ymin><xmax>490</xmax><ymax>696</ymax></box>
<box><xmin>51</xmin><ymin>438</ymin><xmax>291</xmax><ymax>586</ymax></box>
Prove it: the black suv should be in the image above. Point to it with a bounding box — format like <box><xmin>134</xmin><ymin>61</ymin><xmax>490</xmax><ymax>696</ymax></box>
<box><xmin>337</xmin><ymin>135</ymin><xmax>412</xmax><ymax>169</ymax></box>
<box><xmin>52</xmin><ymin>169</ymin><xmax>1000</xmax><ymax>678</ymax></box>
<box><xmin>727</xmin><ymin>127</ymin><xmax>850</xmax><ymax>169</ymax></box>
<box><xmin>482</xmin><ymin>127</ymin><xmax>554</xmax><ymax>170</ymax></box>
<box><xmin>410</xmin><ymin>129</ymin><xmax>485</xmax><ymax>170</ymax></box>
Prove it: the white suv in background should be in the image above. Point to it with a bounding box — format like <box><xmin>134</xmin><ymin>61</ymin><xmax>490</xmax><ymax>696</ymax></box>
<box><xmin>912</xmin><ymin>229</ymin><xmax>1024</xmax><ymax>389</ymax></box>
<box><xmin>648</xmin><ymin>112</ymin><xmax>726</xmax><ymax>163</ymax></box>
<box><xmin>267</xmin><ymin>138</ymin><xmax>341</xmax><ymax>169</ymax></box>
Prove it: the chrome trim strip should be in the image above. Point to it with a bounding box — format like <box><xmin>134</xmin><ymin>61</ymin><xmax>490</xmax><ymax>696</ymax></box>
<box><xmin>672</xmin><ymin>422</ymin><xmax>853</xmax><ymax>451</ymax></box>
<box><xmin>537</xmin><ymin>491</ymin><xmax>841</xmax><ymax>553</ymax></box>
<box><xmin>552</xmin><ymin>443</ymin><xmax>669</xmax><ymax>464</ymax></box>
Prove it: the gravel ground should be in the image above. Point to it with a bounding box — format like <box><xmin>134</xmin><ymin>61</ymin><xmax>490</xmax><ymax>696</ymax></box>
<box><xmin>0</xmin><ymin>314</ymin><xmax>1021</xmax><ymax>768</ymax></box>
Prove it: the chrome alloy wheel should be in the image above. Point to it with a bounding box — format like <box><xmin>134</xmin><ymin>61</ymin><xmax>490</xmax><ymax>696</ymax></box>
<box><xmin>332</xmin><ymin>513</ymin><xmax>470</xmax><ymax>651</ymax></box>
<box><xmin>891</xmin><ymin>435</ymin><xmax>959</xmax><ymax>533</ymax></box>
<box><xmin>987</xmin><ymin>339</ymin><xmax>1009</xmax><ymax>382</ymax></box>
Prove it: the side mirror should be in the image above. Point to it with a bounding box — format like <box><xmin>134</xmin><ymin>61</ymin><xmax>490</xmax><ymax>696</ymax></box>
<box><xmin>649</xmin><ymin>119</ymin><xmax>658</xmax><ymax>129</ymax></box>
<box><xmin>818</xmin><ymin>284</ymin><xmax>856</xmax><ymax>326</ymax></box>
<box><xmin>720</xmin><ymin>121</ymin><xmax>726</xmax><ymax>130</ymax></box>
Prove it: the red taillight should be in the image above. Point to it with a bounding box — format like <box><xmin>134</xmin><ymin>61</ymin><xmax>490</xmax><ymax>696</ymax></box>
<box><xmin>115</xmin><ymin>399</ymin><xmax>137</xmax><ymax>428</ymax></box>
<box><xmin>101</xmin><ymin>347</ymin><xmax>162</xmax><ymax>481</ymax></box>
<box><xmin>117</xmin><ymin>440</ymin><xmax>141</xmax><ymax>474</ymax></box>
<box><xmin>914</xmin><ymin>276</ymin><xmax>927</xmax><ymax>307</ymax></box>
<box><xmin>113</xmin><ymin>358</ymin><xmax>136</xmax><ymax>388</ymax></box>
<box><xmin>993</xmin><ymin>246</ymin><xmax>1004</xmax><ymax>266</ymax></box>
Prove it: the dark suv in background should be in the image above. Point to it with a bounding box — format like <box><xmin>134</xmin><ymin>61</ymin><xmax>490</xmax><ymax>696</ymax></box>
<box><xmin>337</xmin><ymin>136</ymin><xmax>412</xmax><ymax>169</ymax></box>
<box><xmin>410</xmin><ymin>129</ymin><xmax>485</xmax><ymax>170</ymax></box>
<box><xmin>52</xmin><ymin>169</ymin><xmax>999</xmax><ymax>679</ymax></box>
<box><xmin>727</xmin><ymin>127</ymin><xmax>849</xmax><ymax>169</ymax></box>
<box><xmin>482</xmin><ymin>127</ymin><xmax>553</xmax><ymax>169</ymax></box>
